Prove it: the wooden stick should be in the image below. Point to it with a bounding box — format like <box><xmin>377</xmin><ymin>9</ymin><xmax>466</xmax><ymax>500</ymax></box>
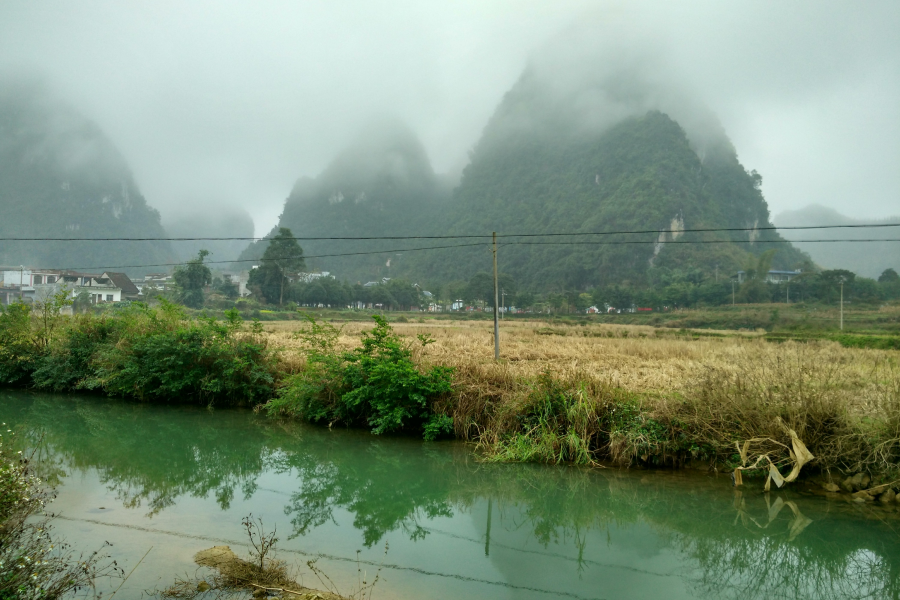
<box><xmin>109</xmin><ymin>546</ymin><xmax>152</xmax><ymax>599</ymax></box>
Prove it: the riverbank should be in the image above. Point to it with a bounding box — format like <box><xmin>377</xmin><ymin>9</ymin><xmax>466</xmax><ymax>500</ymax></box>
<box><xmin>264</xmin><ymin>318</ymin><xmax>900</xmax><ymax>485</ymax></box>
<box><xmin>2</xmin><ymin>299</ymin><xmax>899</xmax><ymax>487</ymax></box>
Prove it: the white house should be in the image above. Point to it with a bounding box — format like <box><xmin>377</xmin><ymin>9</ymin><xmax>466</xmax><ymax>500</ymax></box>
<box><xmin>735</xmin><ymin>269</ymin><xmax>802</xmax><ymax>284</ymax></box>
<box><xmin>0</xmin><ymin>268</ymin><xmax>138</xmax><ymax>305</ymax></box>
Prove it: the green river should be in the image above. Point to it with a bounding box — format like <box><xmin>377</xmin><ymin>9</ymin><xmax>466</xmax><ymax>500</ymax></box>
<box><xmin>2</xmin><ymin>390</ymin><xmax>899</xmax><ymax>600</ymax></box>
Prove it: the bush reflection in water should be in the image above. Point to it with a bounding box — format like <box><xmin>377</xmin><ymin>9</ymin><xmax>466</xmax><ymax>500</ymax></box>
<box><xmin>2</xmin><ymin>391</ymin><xmax>900</xmax><ymax>600</ymax></box>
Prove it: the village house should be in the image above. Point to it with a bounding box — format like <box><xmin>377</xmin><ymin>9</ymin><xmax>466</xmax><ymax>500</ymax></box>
<box><xmin>734</xmin><ymin>269</ymin><xmax>802</xmax><ymax>284</ymax></box>
<box><xmin>0</xmin><ymin>267</ymin><xmax>139</xmax><ymax>306</ymax></box>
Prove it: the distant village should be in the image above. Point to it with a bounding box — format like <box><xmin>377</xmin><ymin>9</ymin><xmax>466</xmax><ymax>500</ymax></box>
<box><xmin>1</xmin><ymin>262</ymin><xmax>814</xmax><ymax>315</ymax></box>
<box><xmin>0</xmin><ymin>266</ymin><xmax>251</xmax><ymax>311</ymax></box>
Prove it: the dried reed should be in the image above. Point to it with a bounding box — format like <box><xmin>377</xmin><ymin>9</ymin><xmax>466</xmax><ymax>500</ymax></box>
<box><xmin>263</xmin><ymin>319</ymin><xmax>900</xmax><ymax>478</ymax></box>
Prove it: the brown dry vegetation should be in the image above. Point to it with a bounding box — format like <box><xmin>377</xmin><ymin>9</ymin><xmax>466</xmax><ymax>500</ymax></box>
<box><xmin>263</xmin><ymin>318</ymin><xmax>900</xmax><ymax>480</ymax></box>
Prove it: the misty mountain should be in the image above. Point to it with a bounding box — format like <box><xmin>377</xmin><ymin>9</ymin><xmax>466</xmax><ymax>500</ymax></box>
<box><xmin>0</xmin><ymin>81</ymin><xmax>173</xmax><ymax>275</ymax></box>
<box><xmin>163</xmin><ymin>206</ymin><xmax>254</xmax><ymax>265</ymax></box>
<box><xmin>238</xmin><ymin>120</ymin><xmax>451</xmax><ymax>281</ymax></box>
<box><xmin>774</xmin><ymin>205</ymin><xmax>900</xmax><ymax>279</ymax></box>
<box><xmin>253</xmin><ymin>67</ymin><xmax>806</xmax><ymax>291</ymax></box>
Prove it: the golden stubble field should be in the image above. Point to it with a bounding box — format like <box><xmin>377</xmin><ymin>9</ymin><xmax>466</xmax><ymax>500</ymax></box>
<box><xmin>262</xmin><ymin>318</ymin><xmax>896</xmax><ymax>419</ymax></box>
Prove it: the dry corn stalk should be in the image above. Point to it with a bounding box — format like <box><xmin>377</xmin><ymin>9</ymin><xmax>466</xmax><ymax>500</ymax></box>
<box><xmin>733</xmin><ymin>420</ymin><xmax>815</xmax><ymax>491</ymax></box>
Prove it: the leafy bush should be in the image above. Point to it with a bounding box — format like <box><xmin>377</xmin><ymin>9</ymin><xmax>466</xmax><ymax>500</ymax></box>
<box><xmin>267</xmin><ymin>315</ymin><xmax>453</xmax><ymax>439</ymax></box>
<box><xmin>90</xmin><ymin>306</ymin><xmax>275</xmax><ymax>404</ymax></box>
<box><xmin>0</xmin><ymin>300</ymin><xmax>276</xmax><ymax>406</ymax></box>
<box><xmin>0</xmin><ymin>302</ymin><xmax>39</xmax><ymax>385</ymax></box>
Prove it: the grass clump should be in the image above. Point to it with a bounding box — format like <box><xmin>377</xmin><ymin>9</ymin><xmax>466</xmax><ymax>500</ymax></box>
<box><xmin>669</xmin><ymin>347</ymin><xmax>900</xmax><ymax>478</ymax></box>
<box><xmin>158</xmin><ymin>514</ymin><xmax>383</xmax><ymax>600</ymax></box>
<box><xmin>481</xmin><ymin>372</ymin><xmax>600</xmax><ymax>465</ymax></box>
<box><xmin>266</xmin><ymin>315</ymin><xmax>454</xmax><ymax>440</ymax></box>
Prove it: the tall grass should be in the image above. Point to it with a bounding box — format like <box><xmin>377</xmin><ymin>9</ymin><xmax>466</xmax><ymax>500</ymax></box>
<box><xmin>264</xmin><ymin>319</ymin><xmax>900</xmax><ymax>478</ymax></box>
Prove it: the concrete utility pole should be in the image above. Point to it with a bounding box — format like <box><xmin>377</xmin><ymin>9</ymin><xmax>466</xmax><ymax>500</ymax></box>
<box><xmin>492</xmin><ymin>232</ymin><xmax>500</xmax><ymax>360</ymax></box>
<box><xmin>840</xmin><ymin>279</ymin><xmax>844</xmax><ymax>331</ymax></box>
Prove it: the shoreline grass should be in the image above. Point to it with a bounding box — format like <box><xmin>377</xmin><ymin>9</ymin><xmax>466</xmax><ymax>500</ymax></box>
<box><xmin>264</xmin><ymin>318</ymin><xmax>900</xmax><ymax>482</ymax></box>
<box><xmin>2</xmin><ymin>295</ymin><xmax>899</xmax><ymax>486</ymax></box>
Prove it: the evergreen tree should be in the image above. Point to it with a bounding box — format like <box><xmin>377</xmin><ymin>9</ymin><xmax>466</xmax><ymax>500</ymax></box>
<box><xmin>249</xmin><ymin>228</ymin><xmax>305</xmax><ymax>305</ymax></box>
<box><xmin>173</xmin><ymin>250</ymin><xmax>212</xmax><ymax>308</ymax></box>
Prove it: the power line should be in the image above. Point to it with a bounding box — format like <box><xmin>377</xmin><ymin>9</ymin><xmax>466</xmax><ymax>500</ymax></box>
<box><xmin>2</xmin><ymin>222</ymin><xmax>899</xmax><ymax>242</ymax></box>
<box><xmin>507</xmin><ymin>238</ymin><xmax>900</xmax><ymax>246</ymax></box>
<box><xmin>56</xmin><ymin>242</ymin><xmax>487</xmax><ymax>272</ymax></box>
<box><xmin>44</xmin><ymin>238</ymin><xmax>900</xmax><ymax>273</ymax></box>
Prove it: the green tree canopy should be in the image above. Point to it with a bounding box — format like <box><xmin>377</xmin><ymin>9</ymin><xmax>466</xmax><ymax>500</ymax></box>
<box><xmin>878</xmin><ymin>268</ymin><xmax>899</xmax><ymax>283</ymax></box>
<box><xmin>173</xmin><ymin>250</ymin><xmax>212</xmax><ymax>308</ymax></box>
<box><xmin>249</xmin><ymin>228</ymin><xmax>305</xmax><ymax>305</ymax></box>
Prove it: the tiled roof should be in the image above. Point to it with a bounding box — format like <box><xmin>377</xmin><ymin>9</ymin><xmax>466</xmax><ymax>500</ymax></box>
<box><xmin>102</xmin><ymin>272</ymin><xmax>140</xmax><ymax>296</ymax></box>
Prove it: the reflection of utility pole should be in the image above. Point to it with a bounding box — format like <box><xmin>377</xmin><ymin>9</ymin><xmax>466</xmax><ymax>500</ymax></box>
<box><xmin>484</xmin><ymin>498</ymin><xmax>493</xmax><ymax>556</ymax></box>
<box><xmin>715</xmin><ymin>264</ymin><xmax>719</xmax><ymax>282</ymax></box>
<box><xmin>786</xmin><ymin>283</ymin><xmax>789</xmax><ymax>304</ymax></box>
<box><xmin>732</xmin><ymin>280</ymin><xmax>735</xmax><ymax>306</ymax></box>
<box><xmin>501</xmin><ymin>288</ymin><xmax>505</xmax><ymax>320</ymax></box>
<box><xmin>492</xmin><ymin>232</ymin><xmax>499</xmax><ymax>360</ymax></box>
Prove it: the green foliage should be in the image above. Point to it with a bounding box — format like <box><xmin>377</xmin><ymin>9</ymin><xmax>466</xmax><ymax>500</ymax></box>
<box><xmin>212</xmin><ymin>276</ymin><xmax>240</xmax><ymax>299</ymax></box>
<box><xmin>880</xmin><ymin>268</ymin><xmax>900</xmax><ymax>284</ymax></box>
<box><xmin>267</xmin><ymin>315</ymin><xmax>453</xmax><ymax>439</ymax></box>
<box><xmin>0</xmin><ymin>303</ymin><xmax>38</xmax><ymax>385</ymax></box>
<box><xmin>248</xmin><ymin>228</ymin><xmax>305</xmax><ymax>305</ymax></box>
<box><xmin>0</xmin><ymin>300</ymin><xmax>276</xmax><ymax>405</ymax></box>
<box><xmin>173</xmin><ymin>249</ymin><xmax>213</xmax><ymax>308</ymax></box>
<box><xmin>490</xmin><ymin>373</ymin><xmax>599</xmax><ymax>465</ymax></box>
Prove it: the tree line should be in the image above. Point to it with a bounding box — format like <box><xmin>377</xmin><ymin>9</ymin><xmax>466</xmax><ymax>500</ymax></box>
<box><xmin>169</xmin><ymin>228</ymin><xmax>900</xmax><ymax>313</ymax></box>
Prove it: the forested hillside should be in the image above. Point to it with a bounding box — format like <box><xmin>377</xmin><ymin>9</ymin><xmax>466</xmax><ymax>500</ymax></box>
<box><xmin>253</xmin><ymin>69</ymin><xmax>806</xmax><ymax>292</ymax></box>
<box><xmin>0</xmin><ymin>82</ymin><xmax>173</xmax><ymax>274</ymax></box>
<box><xmin>238</xmin><ymin>121</ymin><xmax>450</xmax><ymax>282</ymax></box>
<box><xmin>403</xmin><ymin>68</ymin><xmax>807</xmax><ymax>290</ymax></box>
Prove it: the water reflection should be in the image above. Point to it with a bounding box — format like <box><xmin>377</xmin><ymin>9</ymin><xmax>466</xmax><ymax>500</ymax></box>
<box><xmin>3</xmin><ymin>391</ymin><xmax>900</xmax><ymax>600</ymax></box>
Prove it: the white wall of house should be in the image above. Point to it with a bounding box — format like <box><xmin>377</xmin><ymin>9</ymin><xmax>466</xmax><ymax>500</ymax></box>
<box><xmin>0</xmin><ymin>269</ymin><xmax>31</xmax><ymax>286</ymax></box>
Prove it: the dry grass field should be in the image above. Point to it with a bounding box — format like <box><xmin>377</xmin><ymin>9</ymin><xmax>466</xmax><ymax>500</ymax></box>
<box><xmin>266</xmin><ymin>321</ymin><xmax>900</xmax><ymax>478</ymax></box>
<box><xmin>262</xmin><ymin>318</ymin><xmax>900</xmax><ymax>480</ymax></box>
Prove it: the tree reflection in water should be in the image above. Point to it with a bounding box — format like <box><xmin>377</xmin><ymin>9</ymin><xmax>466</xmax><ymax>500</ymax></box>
<box><xmin>4</xmin><ymin>391</ymin><xmax>900</xmax><ymax>599</ymax></box>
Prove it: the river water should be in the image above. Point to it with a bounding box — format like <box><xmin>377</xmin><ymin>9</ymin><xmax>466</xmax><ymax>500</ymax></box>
<box><xmin>2</xmin><ymin>390</ymin><xmax>899</xmax><ymax>600</ymax></box>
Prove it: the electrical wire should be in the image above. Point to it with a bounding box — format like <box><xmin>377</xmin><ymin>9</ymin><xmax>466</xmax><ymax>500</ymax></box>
<box><xmin>36</xmin><ymin>237</ymin><xmax>900</xmax><ymax>273</ymax></box>
<box><xmin>506</xmin><ymin>238</ymin><xmax>900</xmax><ymax>246</ymax></box>
<box><xmin>1</xmin><ymin>222</ymin><xmax>899</xmax><ymax>242</ymax></box>
<box><xmin>54</xmin><ymin>242</ymin><xmax>488</xmax><ymax>272</ymax></box>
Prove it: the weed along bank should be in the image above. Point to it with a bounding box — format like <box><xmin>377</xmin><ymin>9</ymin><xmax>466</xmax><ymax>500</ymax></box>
<box><xmin>2</xmin><ymin>301</ymin><xmax>900</xmax><ymax>597</ymax></box>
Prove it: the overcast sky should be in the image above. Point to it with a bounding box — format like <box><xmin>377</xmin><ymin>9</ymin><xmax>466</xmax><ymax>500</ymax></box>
<box><xmin>1</xmin><ymin>1</ymin><xmax>898</xmax><ymax>235</ymax></box>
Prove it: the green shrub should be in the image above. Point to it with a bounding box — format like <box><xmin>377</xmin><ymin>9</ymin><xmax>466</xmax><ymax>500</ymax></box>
<box><xmin>2</xmin><ymin>300</ymin><xmax>276</xmax><ymax>406</ymax></box>
<box><xmin>31</xmin><ymin>315</ymin><xmax>117</xmax><ymax>391</ymax></box>
<box><xmin>85</xmin><ymin>304</ymin><xmax>275</xmax><ymax>404</ymax></box>
<box><xmin>267</xmin><ymin>315</ymin><xmax>453</xmax><ymax>439</ymax></box>
<box><xmin>0</xmin><ymin>302</ymin><xmax>39</xmax><ymax>385</ymax></box>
